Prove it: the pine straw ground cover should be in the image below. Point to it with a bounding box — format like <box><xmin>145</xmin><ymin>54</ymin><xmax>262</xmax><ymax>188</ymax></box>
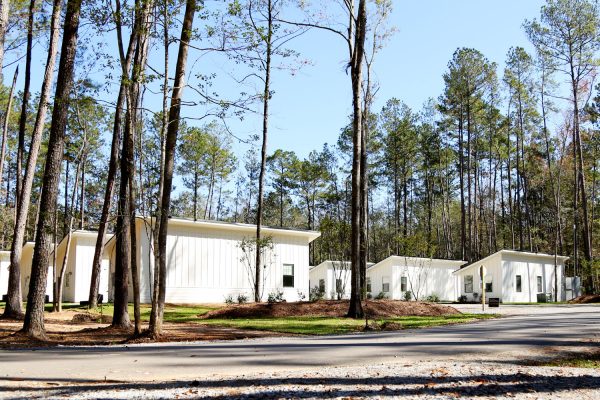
<box><xmin>0</xmin><ymin>300</ymin><xmax>496</xmax><ymax>347</ymax></box>
<box><xmin>569</xmin><ymin>295</ymin><xmax>600</xmax><ymax>304</ymax></box>
<box><xmin>198</xmin><ymin>300</ymin><xmax>496</xmax><ymax>335</ymax></box>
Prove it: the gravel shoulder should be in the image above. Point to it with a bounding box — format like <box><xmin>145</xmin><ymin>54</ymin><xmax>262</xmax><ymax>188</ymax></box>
<box><xmin>1</xmin><ymin>360</ymin><xmax>598</xmax><ymax>399</ymax></box>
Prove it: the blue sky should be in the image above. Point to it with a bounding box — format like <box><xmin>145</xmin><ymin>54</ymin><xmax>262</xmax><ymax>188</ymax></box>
<box><xmin>254</xmin><ymin>0</ymin><xmax>546</xmax><ymax>159</ymax></box>
<box><xmin>5</xmin><ymin>0</ymin><xmax>548</xmax><ymax>163</ymax></box>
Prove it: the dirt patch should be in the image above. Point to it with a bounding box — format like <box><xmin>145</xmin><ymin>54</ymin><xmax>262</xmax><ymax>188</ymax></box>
<box><xmin>200</xmin><ymin>300</ymin><xmax>460</xmax><ymax>319</ymax></box>
<box><xmin>569</xmin><ymin>295</ymin><xmax>600</xmax><ymax>304</ymax></box>
<box><xmin>0</xmin><ymin>308</ymin><xmax>284</xmax><ymax>349</ymax></box>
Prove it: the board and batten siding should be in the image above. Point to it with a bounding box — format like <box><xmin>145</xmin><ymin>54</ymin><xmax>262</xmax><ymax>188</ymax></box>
<box><xmin>113</xmin><ymin>217</ymin><xmax>319</xmax><ymax>304</ymax></box>
<box><xmin>367</xmin><ymin>256</ymin><xmax>464</xmax><ymax>301</ymax></box>
<box><xmin>454</xmin><ymin>250</ymin><xmax>568</xmax><ymax>302</ymax></box>
<box><xmin>20</xmin><ymin>242</ymin><xmax>54</xmax><ymax>302</ymax></box>
<box><xmin>309</xmin><ymin>261</ymin><xmax>352</xmax><ymax>300</ymax></box>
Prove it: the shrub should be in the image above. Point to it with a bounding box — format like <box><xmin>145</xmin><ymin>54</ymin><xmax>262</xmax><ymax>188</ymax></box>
<box><xmin>458</xmin><ymin>295</ymin><xmax>468</xmax><ymax>303</ymax></box>
<box><xmin>425</xmin><ymin>293</ymin><xmax>440</xmax><ymax>303</ymax></box>
<box><xmin>309</xmin><ymin>286</ymin><xmax>325</xmax><ymax>302</ymax></box>
<box><xmin>224</xmin><ymin>295</ymin><xmax>234</xmax><ymax>305</ymax></box>
<box><xmin>472</xmin><ymin>292</ymin><xmax>479</xmax><ymax>301</ymax></box>
<box><xmin>297</xmin><ymin>290</ymin><xmax>306</xmax><ymax>301</ymax></box>
<box><xmin>375</xmin><ymin>291</ymin><xmax>388</xmax><ymax>300</ymax></box>
<box><xmin>366</xmin><ymin>292</ymin><xmax>373</xmax><ymax>300</ymax></box>
<box><xmin>267</xmin><ymin>289</ymin><xmax>285</xmax><ymax>303</ymax></box>
<box><xmin>403</xmin><ymin>291</ymin><xmax>412</xmax><ymax>301</ymax></box>
<box><xmin>237</xmin><ymin>293</ymin><xmax>248</xmax><ymax>304</ymax></box>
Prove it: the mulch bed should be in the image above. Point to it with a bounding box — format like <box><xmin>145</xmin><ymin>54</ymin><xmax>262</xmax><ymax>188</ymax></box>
<box><xmin>200</xmin><ymin>300</ymin><xmax>461</xmax><ymax>319</ymax></box>
<box><xmin>569</xmin><ymin>295</ymin><xmax>600</xmax><ymax>304</ymax></box>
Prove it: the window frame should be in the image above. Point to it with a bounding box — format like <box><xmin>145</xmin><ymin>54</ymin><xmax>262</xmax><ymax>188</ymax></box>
<box><xmin>282</xmin><ymin>263</ymin><xmax>294</xmax><ymax>288</ymax></box>
<box><xmin>537</xmin><ymin>276</ymin><xmax>543</xmax><ymax>293</ymax></box>
<box><xmin>485</xmin><ymin>281</ymin><xmax>493</xmax><ymax>293</ymax></box>
<box><xmin>400</xmin><ymin>276</ymin><xmax>407</xmax><ymax>292</ymax></box>
<box><xmin>516</xmin><ymin>275</ymin><xmax>522</xmax><ymax>292</ymax></box>
<box><xmin>464</xmin><ymin>275</ymin><xmax>473</xmax><ymax>293</ymax></box>
<box><xmin>382</xmin><ymin>276</ymin><xmax>390</xmax><ymax>293</ymax></box>
<box><xmin>366</xmin><ymin>277</ymin><xmax>371</xmax><ymax>293</ymax></box>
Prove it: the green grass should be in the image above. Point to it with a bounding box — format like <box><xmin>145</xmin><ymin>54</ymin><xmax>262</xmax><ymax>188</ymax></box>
<box><xmin>2</xmin><ymin>301</ymin><xmax>496</xmax><ymax>335</ymax></box>
<box><xmin>198</xmin><ymin>313</ymin><xmax>497</xmax><ymax>335</ymax></box>
<box><xmin>502</xmin><ymin>302</ymin><xmax>568</xmax><ymax>305</ymax></box>
<box><xmin>535</xmin><ymin>351</ymin><xmax>600</xmax><ymax>369</ymax></box>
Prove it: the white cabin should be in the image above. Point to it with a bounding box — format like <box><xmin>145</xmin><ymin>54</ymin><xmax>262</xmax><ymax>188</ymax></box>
<box><xmin>367</xmin><ymin>256</ymin><xmax>466</xmax><ymax>301</ymax></box>
<box><xmin>453</xmin><ymin>250</ymin><xmax>569</xmax><ymax>303</ymax></box>
<box><xmin>309</xmin><ymin>261</ymin><xmax>374</xmax><ymax>300</ymax></box>
<box><xmin>0</xmin><ymin>250</ymin><xmax>9</xmax><ymax>299</ymax></box>
<box><xmin>50</xmin><ymin>231</ymin><xmax>112</xmax><ymax>303</ymax></box>
<box><xmin>107</xmin><ymin>217</ymin><xmax>321</xmax><ymax>304</ymax></box>
<box><xmin>20</xmin><ymin>242</ymin><xmax>54</xmax><ymax>302</ymax></box>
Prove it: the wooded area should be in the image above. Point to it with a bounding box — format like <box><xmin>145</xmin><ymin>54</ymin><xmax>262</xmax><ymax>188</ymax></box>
<box><xmin>0</xmin><ymin>0</ymin><xmax>599</xmax><ymax>337</ymax></box>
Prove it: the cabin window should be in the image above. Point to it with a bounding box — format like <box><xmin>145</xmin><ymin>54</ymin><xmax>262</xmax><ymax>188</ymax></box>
<box><xmin>485</xmin><ymin>281</ymin><xmax>493</xmax><ymax>292</ymax></box>
<box><xmin>464</xmin><ymin>275</ymin><xmax>473</xmax><ymax>293</ymax></box>
<box><xmin>382</xmin><ymin>276</ymin><xmax>390</xmax><ymax>292</ymax></box>
<box><xmin>366</xmin><ymin>277</ymin><xmax>371</xmax><ymax>293</ymax></box>
<box><xmin>283</xmin><ymin>264</ymin><xmax>294</xmax><ymax>287</ymax></box>
<box><xmin>318</xmin><ymin>279</ymin><xmax>325</xmax><ymax>292</ymax></box>
<box><xmin>401</xmin><ymin>276</ymin><xmax>407</xmax><ymax>292</ymax></box>
<box><xmin>516</xmin><ymin>275</ymin><xmax>522</xmax><ymax>292</ymax></box>
<box><xmin>65</xmin><ymin>272</ymin><xmax>71</xmax><ymax>288</ymax></box>
<box><xmin>537</xmin><ymin>276</ymin><xmax>543</xmax><ymax>293</ymax></box>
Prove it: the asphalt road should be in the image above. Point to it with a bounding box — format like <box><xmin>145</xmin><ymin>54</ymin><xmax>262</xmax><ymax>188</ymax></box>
<box><xmin>1</xmin><ymin>305</ymin><xmax>599</xmax><ymax>382</ymax></box>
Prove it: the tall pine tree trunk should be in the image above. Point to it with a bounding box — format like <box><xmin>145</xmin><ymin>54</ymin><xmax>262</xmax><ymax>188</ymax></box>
<box><xmin>347</xmin><ymin>0</ymin><xmax>367</xmax><ymax>319</ymax></box>
<box><xmin>22</xmin><ymin>0</ymin><xmax>82</xmax><ymax>340</ymax></box>
<box><xmin>255</xmin><ymin>0</ymin><xmax>273</xmax><ymax>303</ymax></box>
<box><xmin>149</xmin><ymin>0</ymin><xmax>196</xmax><ymax>337</ymax></box>
<box><xmin>4</xmin><ymin>0</ymin><xmax>62</xmax><ymax>318</ymax></box>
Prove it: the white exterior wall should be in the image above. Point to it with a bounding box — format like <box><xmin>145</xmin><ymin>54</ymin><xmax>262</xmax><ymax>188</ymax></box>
<box><xmin>0</xmin><ymin>251</ymin><xmax>9</xmax><ymax>298</ymax></box>
<box><xmin>21</xmin><ymin>243</ymin><xmax>54</xmax><ymax>302</ymax></box>
<box><xmin>116</xmin><ymin>219</ymin><xmax>317</xmax><ymax>304</ymax></box>
<box><xmin>368</xmin><ymin>257</ymin><xmax>463</xmax><ymax>301</ymax></box>
<box><xmin>309</xmin><ymin>262</ymin><xmax>352</xmax><ymax>300</ymax></box>
<box><xmin>456</xmin><ymin>252</ymin><xmax>503</xmax><ymax>301</ymax></box>
<box><xmin>455</xmin><ymin>251</ymin><xmax>567</xmax><ymax>303</ymax></box>
<box><xmin>501</xmin><ymin>253</ymin><xmax>564</xmax><ymax>302</ymax></box>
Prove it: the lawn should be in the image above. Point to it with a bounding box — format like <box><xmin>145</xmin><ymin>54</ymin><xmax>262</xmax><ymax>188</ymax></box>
<box><xmin>1</xmin><ymin>301</ymin><xmax>497</xmax><ymax>336</ymax></box>
<box><xmin>198</xmin><ymin>313</ymin><xmax>497</xmax><ymax>335</ymax></box>
<box><xmin>82</xmin><ymin>303</ymin><xmax>218</xmax><ymax>323</ymax></box>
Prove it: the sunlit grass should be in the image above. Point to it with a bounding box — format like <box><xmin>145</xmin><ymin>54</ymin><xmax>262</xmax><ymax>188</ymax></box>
<box><xmin>198</xmin><ymin>313</ymin><xmax>497</xmax><ymax>335</ymax></box>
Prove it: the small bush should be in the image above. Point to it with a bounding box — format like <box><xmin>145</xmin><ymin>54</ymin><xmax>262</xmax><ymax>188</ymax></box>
<box><xmin>472</xmin><ymin>292</ymin><xmax>479</xmax><ymax>301</ymax></box>
<box><xmin>425</xmin><ymin>293</ymin><xmax>440</xmax><ymax>303</ymax></box>
<box><xmin>237</xmin><ymin>293</ymin><xmax>248</xmax><ymax>304</ymax></box>
<box><xmin>309</xmin><ymin>286</ymin><xmax>325</xmax><ymax>302</ymax></box>
<box><xmin>403</xmin><ymin>291</ymin><xmax>412</xmax><ymax>301</ymax></box>
<box><xmin>366</xmin><ymin>292</ymin><xmax>373</xmax><ymax>300</ymax></box>
<box><xmin>375</xmin><ymin>291</ymin><xmax>388</xmax><ymax>300</ymax></box>
<box><xmin>458</xmin><ymin>295</ymin><xmax>468</xmax><ymax>303</ymax></box>
<box><xmin>297</xmin><ymin>290</ymin><xmax>306</xmax><ymax>301</ymax></box>
<box><xmin>267</xmin><ymin>289</ymin><xmax>285</xmax><ymax>303</ymax></box>
<box><xmin>224</xmin><ymin>295</ymin><xmax>234</xmax><ymax>305</ymax></box>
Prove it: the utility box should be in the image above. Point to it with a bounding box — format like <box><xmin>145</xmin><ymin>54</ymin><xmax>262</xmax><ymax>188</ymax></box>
<box><xmin>488</xmin><ymin>298</ymin><xmax>500</xmax><ymax>307</ymax></box>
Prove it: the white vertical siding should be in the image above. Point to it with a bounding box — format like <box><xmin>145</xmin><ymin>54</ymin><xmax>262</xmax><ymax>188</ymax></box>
<box><xmin>131</xmin><ymin>220</ymin><xmax>314</xmax><ymax>303</ymax></box>
<box><xmin>0</xmin><ymin>252</ymin><xmax>9</xmax><ymax>297</ymax></box>
<box><xmin>367</xmin><ymin>257</ymin><xmax>462</xmax><ymax>301</ymax></box>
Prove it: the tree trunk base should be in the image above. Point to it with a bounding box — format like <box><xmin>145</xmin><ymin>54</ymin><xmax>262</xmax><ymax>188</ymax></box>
<box><xmin>111</xmin><ymin>320</ymin><xmax>133</xmax><ymax>330</ymax></box>
<box><xmin>1</xmin><ymin>310</ymin><xmax>25</xmax><ymax>320</ymax></box>
<box><xmin>17</xmin><ymin>327</ymin><xmax>49</xmax><ymax>342</ymax></box>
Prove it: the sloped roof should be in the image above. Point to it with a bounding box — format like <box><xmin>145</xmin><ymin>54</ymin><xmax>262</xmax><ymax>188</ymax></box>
<box><xmin>136</xmin><ymin>216</ymin><xmax>321</xmax><ymax>242</ymax></box>
<box><xmin>368</xmin><ymin>255</ymin><xmax>466</xmax><ymax>272</ymax></box>
<box><xmin>452</xmin><ymin>250</ymin><xmax>570</xmax><ymax>275</ymax></box>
